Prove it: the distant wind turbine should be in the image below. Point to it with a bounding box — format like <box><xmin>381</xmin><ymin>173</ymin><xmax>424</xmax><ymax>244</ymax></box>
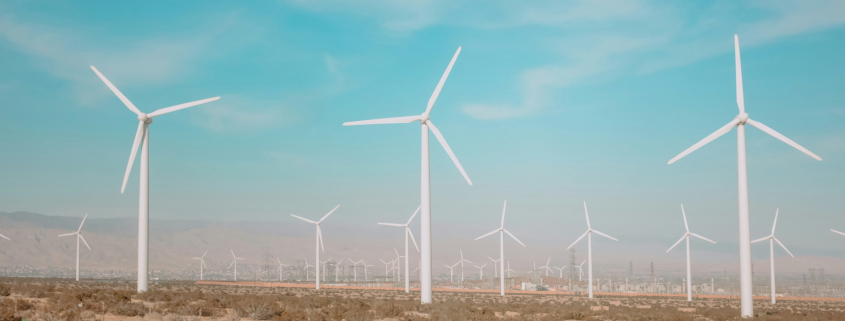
<box><xmin>666</xmin><ymin>35</ymin><xmax>822</xmax><ymax>318</ymax></box>
<box><xmin>567</xmin><ymin>202</ymin><xmax>617</xmax><ymax>298</ymax></box>
<box><xmin>191</xmin><ymin>250</ymin><xmax>208</xmax><ymax>281</ymax></box>
<box><xmin>343</xmin><ymin>47</ymin><xmax>472</xmax><ymax>304</ymax></box>
<box><xmin>476</xmin><ymin>200</ymin><xmax>526</xmax><ymax>296</ymax></box>
<box><xmin>91</xmin><ymin>66</ymin><xmax>220</xmax><ymax>293</ymax></box>
<box><xmin>488</xmin><ymin>256</ymin><xmax>500</xmax><ymax>277</ymax></box>
<box><xmin>58</xmin><ymin>214</ymin><xmax>91</xmax><ymax>281</ymax></box>
<box><xmin>303</xmin><ymin>259</ymin><xmax>314</xmax><ymax>281</ymax></box>
<box><xmin>572</xmin><ymin>260</ymin><xmax>586</xmax><ymax>281</ymax></box>
<box><xmin>554</xmin><ymin>265</ymin><xmax>568</xmax><ymax>278</ymax></box>
<box><xmin>277</xmin><ymin>259</ymin><xmax>288</xmax><ymax>282</ymax></box>
<box><xmin>505</xmin><ymin>261</ymin><xmax>515</xmax><ymax>278</ymax></box>
<box><xmin>291</xmin><ymin>204</ymin><xmax>340</xmax><ymax>289</ymax></box>
<box><xmin>377</xmin><ymin>206</ymin><xmax>421</xmax><ymax>292</ymax></box>
<box><xmin>666</xmin><ymin>204</ymin><xmax>716</xmax><ymax>301</ymax></box>
<box><xmin>229</xmin><ymin>250</ymin><xmax>244</xmax><ymax>281</ymax></box>
<box><xmin>474</xmin><ymin>263</ymin><xmax>486</xmax><ymax>280</ymax></box>
<box><xmin>751</xmin><ymin>209</ymin><xmax>794</xmax><ymax>304</ymax></box>
<box><xmin>458</xmin><ymin>250</ymin><xmax>472</xmax><ymax>283</ymax></box>
<box><xmin>445</xmin><ymin>262</ymin><xmax>459</xmax><ymax>283</ymax></box>
<box><xmin>538</xmin><ymin>257</ymin><xmax>552</xmax><ymax>277</ymax></box>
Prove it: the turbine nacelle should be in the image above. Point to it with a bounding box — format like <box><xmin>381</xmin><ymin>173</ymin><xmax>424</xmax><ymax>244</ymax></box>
<box><xmin>736</xmin><ymin>113</ymin><xmax>749</xmax><ymax>124</ymax></box>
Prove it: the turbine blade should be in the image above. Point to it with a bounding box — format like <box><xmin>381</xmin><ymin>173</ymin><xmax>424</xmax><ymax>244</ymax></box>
<box><xmin>90</xmin><ymin>66</ymin><xmax>142</xmax><ymax>116</ymax></box>
<box><xmin>377</xmin><ymin>223</ymin><xmax>404</xmax><ymax>227</ymax></box>
<box><xmin>681</xmin><ymin>204</ymin><xmax>689</xmax><ymax>232</ymax></box>
<box><xmin>500</xmin><ymin>200</ymin><xmax>507</xmax><ymax>228</ymax></box>
<box><xmin>0</xmin><ymin>234</ymin><xmax>9</xmax><ymax>241</ymax></box>
<box><xmin>343</xmin><ymin>115</ymin><xmax>422</xmax><ymax>126</ymax></box>
<box><xmin>121</xmin><ymin>121</ymin><xmax>146</xmax><ymax>194</ymax></box>
<box><xmin>395</xmin><ymin>247</ymin><xmax>400</xmax><ymax>257</ymax></box>
<box><xmin>751</xmin><ymin>236</ymin><xmax>770</xmax><ymax>244</ymax></box>
<box><xmin>772</xmin><ymin>208</ymin><xmax>779</xmax><ymax>235</ymax></box>
<box><xmin>583</xmin><ymin>201</ymin><xmax>591</xmax><ymax>229</ymax></box>
<box><xmin>318</xmin><ymin>227</ymin><xmax>325</xmax><ymax>252</ymax></box>
<box><xmin>407</xmin><ymin>227</ymin><xmax>420</xmax><ymax>252</ymax></box>
<box><xmin>319</xmin><ymin>205</ymin><xmax>340</xmax><ymax>223</ymax></box>
<box><xmin>427</xmin><ymin>121</ymin><xmax>472</xmax><ymax>186</ymax></box>
<box><xmin>77</xmin><ymin>213</ymin><xmax>88</xmax><ymax>232</ymax></box>
<box><xmin>58</xmin><ymin>232</ymin><xmax>77</xmax><ymax>237</ymax></box>
<box><xmin>832</xmin><ymin>229</ymin><xmax>845</xmax><ymax>237</ymax></box>
<box><xmin>231</xmin><ymin>250</ymin><xmax>236</xmax><ymax>259</ymax></box>
<box><xmin>290</xmin><ymin>214</ymin><xmax>317</xmax><ymax>224</ymax></box>
<box><xmin>475</xmin><ymin>228</ymin><xmax>499</xmax><ymax>241</ymax></box>
<box><xmin>407</xmin><ymin>205</ymin><xmax>421</xmax><ymax>225</ymax></box>
<box><xmin>774</xmin><ymin>237</ymin><xmax>794</xmax><ymax>258</ymax></box>
<box><xmin>201</xmin><ymin>250</ymin><xmax>208</xmax><ymax>259</ymax></box>
<box><xmin>593</xmin><ymin>230</ymin><xmax>618</xmax><ymax>241</ymax></box>
<box><xmin>668</xmin><ymin>118</ymin><xmax>740</xmax><ymax>164</ymax></box>
<box><xmin>504</xmin><ymin>229</ymin><xmax>526</xmax><ymax>247</ymax></box>
<box><xmin>666</xmin><ymin>235</ymin><xmax>686</xmax><ymax>253</ymax></box>
<box><xmin>148</xmin><ymin>97</ymin><xmax>220</xmax><ymax>118</ymax></box>
<box><xmin>229</xmin><ymin>260</ymin><xmax>236</xmax><ymax>268</ymax></box>
<box><xmin>690</xmin><ymin>233</ymin><xmax>717</xmax><ymax>244</ymax></box>
<box><xmin>425</xmin><ymin>47</ymin><xmax>461</xmax><ymax>114</ymax></box>
<box><xmin>746</xmin><ymin>119</ymin><xmax>822</xmax><ymax>161</ymax></box>
<box><xmin>568</xmin><ymin>231</ymin><xmax>589</xmax><ymax>249</ymax></box>
<box><xmin>79</xmin><ymin>234</ymin><xmax>91</xmax><ymax>250</ymax></box>
<box><xmin>734</xmin><ymin>35</ymin><xmax>745</xmax><ymax>114</ymax></box>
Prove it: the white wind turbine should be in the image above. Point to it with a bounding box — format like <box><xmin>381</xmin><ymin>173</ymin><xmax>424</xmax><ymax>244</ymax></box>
<box><xmin>58</xmin><ymin>214</ymin><xmax>91</xmax><ymax>281</ymax></box>
<box><xmin>229</xmin><ymin>250</ymin><xmax>244</xmax><ymax>281</ymax></box>
<box><xmin>91</xmin><ymin>66</ymin><xmax>220</xmax><ymax>293</ymax></box>
<box><xmin>303</xmin><ymin>259</ymin><xmax>314</xmax><ymax>281</ymax></box>
<box><xmin>567</xmin><ymin>201</ymin><xmax>617</xmax><ymax>298</ymax></box>
<box><xmin>572</xmin><ymin>260</ymin><xmax>586</xmax><ymax>281</ymax></box>
<box><xmin>191</xmin><ymin>251</ymin><xmax>208</xmax><ymax>281</ymax></box>
<box><xmin>393</xmin><ymin>247</ymin><xmax>404</xmax><ymax>281</ymax></box>
<box><xmin>474</xmin><ymin>263</ymin><xmax>486</xmax><ymax>280</ymax></box>
<box><xmin>554</xmin><ymin>265</ymin><xmax>568</xmax><ymax>278</ymax></box>
<box><xmin>488</xmin><ymin>256</ymin><xmax>501</xmax><ymax>277</ymax></box>
<box><xmin>291</xmin><ymin>205</ymin><xmax>339</xmax><ymax>289</ymax></box>
<box><xmin>751</xmin><ymin>209</ymin><xmax>794</xmax><ymax>304</ymax></box>
<box><xmin>350</xmin><ymin>259</ymin><xmax>362</xmax><ymax>282</ymax></box>
<box><xmin>538</xmin><ymin>257</ymin><xmax>553</xmax><ymax>277</ymax></box>
<box><xmin>458</xmin><ymin>250</ymin><xmax>472</xmax><ymax>283</ymax></box>
<box><xmin>505</xmin><ymin>261</ymin><xmax>516</xmax><ymax>278</ymax></box>
<box><xmin>445</xmin><ymin>262</ymin><xmax>459</xmax><ymax>283</ymax></box>
<box><xmin>343</xmin><ymin>47</ymin><xmax>471</xmax><ymax>304</ymax></box>
<box><xmin>476</xmin><ymin>200</ymin><xmax>526</xmax><ymax>296</ymax></box>
<box><xmin>320</xmin><ymin>258</ymin><xmax>333</xmax><ymax>283</ymax></box>
<box><xmin>378</xmin><ymin>206</ymin><xmax>421</xmax><ymax>292</ymax></box>
<box><xmin>666</xmin><ymin>35</ymin><xmax>822</xmax><ymax>317</ymax></box>
<box><xmin>666</xmin><ymin>205</ymin><xmax>717</xmax><ymax>301</ymax></box>
<box><xmin>277</xmin><ymin>259</ymin><xmax>288</xmax><ymax>282</ymax></box>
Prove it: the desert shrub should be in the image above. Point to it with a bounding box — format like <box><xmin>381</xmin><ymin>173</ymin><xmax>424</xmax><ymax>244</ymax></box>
<box><xmin>110</xmin><ymin>301</ymin><xmax>146</xmax><ymax>317</ymax></box>
<box><xmin>162</xmin><ymin>313</ymin><xmax>183</xmax><ymax>321</ymax></box>
<box><xmin>80</xmin><ymin>310</ymin><xmax>97</xmax><ymax>320</ymax></box>
<box><xmin>0</xmin><ymin>284</ymin><xmax>10</xmax><ymax>297</ymax></box>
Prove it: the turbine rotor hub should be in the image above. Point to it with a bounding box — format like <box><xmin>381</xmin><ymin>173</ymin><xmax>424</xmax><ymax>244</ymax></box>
<box><xmin>736</xmin><ymin>113</ymin><xmax>749</xmax><ymax>124</ymax></box>
<box><xmin>138</xmin><ymin>114</ymin><xmax>152</xmax><ymax>124</ymax></box>
<box><xmin>420</xmin><ymin>113</ymin><xmax>430</xmax><ymax>124</ymax></box>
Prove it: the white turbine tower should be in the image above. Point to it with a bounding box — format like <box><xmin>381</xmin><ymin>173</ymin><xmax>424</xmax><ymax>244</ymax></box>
<box><xmin>58</xmin><ymin>214</ymin><xmax>91</xmax><ymax>281</ymax></box>
<box><xmin>303</xmin><ymin>259</ymin><xmax>314</xmax><ymax>281</ymax></box>
<box><xmin>458</xmin><ymin>250</ymin><xmax>472</xmax><ymax>283</ymax></box>
<box><xmin>277</xmin><ymin>258</ymin><xmax>288</xmax><ymax>282</ymax></box>
<box><xmin>505</xmin><ymin>261</ymin><xmax>516</xmax><ymax>278</ymax></box>
<box><xmin>91</xmin><ymin>66</ymin><xmax>220</xmax><ymax>293</ymax></box>
<box><xmin>666</xmin><ymin>205</ymin><xmax>717</xmax><ymax>301</ymax></box>
<box><xmin>378</xmin><ymin>206</ymin><xmax>421</xmax><ymax>292</ymax></box>
<box><xmin>229</xmin><ymin>250</ymin><xmax>244</xmax><ymax>281</ymax></box>
<box><xmin>191</xmin><ymin>251</ymin><xmax>208</xmax><ymax>281</ymax></box>
<box><xmin>666</xmin><ymin>35</ymin><xmax>822</xmax><ymax>317</ymax></box>
<box><xmin>572</xmin><ymin>260</ymin><xmax>586</xmax><ymax>281</ymax></box>
<box><xmin>567</xmin><ymin>201</ymin><xmax>617</xmax><ymax>299</ymax></box>
<box><xmin>291</xmin><ymin>205</ymin><xmax>339</xmax><ymax>289</ymax></box>
<box><xmin>488</xmin><ymin>256</ymin><xmax>501</xmax><ymax>277</ymax></box>
<box><xmin>554</xmin><ymin>266</ymin><xmax>568</xmax><ymax>278</ymax></box>
<box><xmin>751</xmin><ymin>209</ymin><xmax>794</xmax><ymax>304</ymax></box>
<box><xmin>445</xmin><ymin>262</ymin><xmax>459</xmax><ymax>283</ymax></box>
<box><xmin>476</xmin><ymin>200</ymin><xmax>526</xmax><ymax>296</ymax></box>
<box><xmin>343</xmin><ymin>47</ymin><xmax>471</xmax><ymax>304</ymax></box>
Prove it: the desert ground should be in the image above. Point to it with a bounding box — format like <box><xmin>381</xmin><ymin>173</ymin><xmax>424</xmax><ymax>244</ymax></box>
<box><xmin>1</xmin><ymin>278</ymin><xmax>844</xmax><ymax>320</ymax></box>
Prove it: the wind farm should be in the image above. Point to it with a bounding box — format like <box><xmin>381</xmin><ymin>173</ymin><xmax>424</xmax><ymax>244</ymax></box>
<box><xmin>1</xmin><ymin>1</ymin><xmax>844</xmax><ymax>319</ymax></box>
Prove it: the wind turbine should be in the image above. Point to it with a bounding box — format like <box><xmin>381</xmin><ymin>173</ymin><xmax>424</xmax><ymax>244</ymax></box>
<box><xmin>458</xmin><ymin>250</ymin><xmax>472</xmax><ymax>283</ymax></box>
<box><xmin>567</xmin><ymin>201</ymin><xmax>617</xmax><ymax>298</ymax></box>
<box><xmin>476</xmin><ymin>200</ymin><xmax>526</xmax><ymax>296</ymax></box>
<box><xmin>343</xmin><ymin>47</ymin><xmax>471</xmax><ymax>304</ymax></box>
<box><xmin>393</xmin><ymin>247</ymin><xmax>404</xmax><ymax>281</ymax></box>
<box><xmin>378</xmin><ymin>206</ymin><xmax>421</xmax><ymax>292</ymax></box>
<box><xmin>191</xmin><ymin>250</ymin><xmax>208</xmax><ymax>281</ymax></box>
<box><xmin>751</xmin><ymin>209</ymin><xmax>794</xmax><ymax>304</ymax></box>
<box><xmin>91</xmin><ymin>66</ymin><xmax>220</xmax><ymax>293</ymax></box>
<box><xmin>572</xmin><ymin>260</ymin><xmax>586</xmax><ymax>281</ymax></box>
<box><xmin>666</xmin><ymin>35</ymin><xmax>822</xmax><ymax>317</ymax></box>
<box><xmin>380</xmin><ymin>259</ymin><xmax>394</xmax><ymax>279</ymax></box>
<box><xmin>505</xmin><ymin>261</ymin><xmax>516</xmax><ymax>278</ymax></box>
<box><xmin>276</xmin><ymin>259</ymin><xmax>288</xmax><ymax>282</ymax></box>
<box><xmin>554</xmin><ymin>265</ymin><xmax>568</xmax><ymax>278</ymax></box>
<box><xmin>350</xmin><ymin>259</ymin><xmax>361</xmax><ymax>282</ymax></box>
<box><xmin>303</xmin><ymin>259</ymin><xmax>314</xmax><ymax>281</ymax></box>
<box><xmin>538</xmin><ymin>257</ymin><xmax>553</xmax><ymax>277</ymax></box>
<box><xmin>474</xmin><ymin>263</ymin><xmax>487</xmax><ymax>280</ymax></box>
<box><xmin>666</xmin><ymin>204</ymin><xmax>717</xmax><ymax>301</ymax></box>
<box><xmin>320</xmin><ymin>258</ymin><xmax>332</xmax><ymax>283</ymax></box>
<box><xmin>445</xmin><ymin>262</ymin><xmax>459</xmax><ymax>283</ymax></box>
<box><xmin>291</xmin><ymin>205</ymin><xmax>339</xmax><ymax>289</ymax></box>
<box><xmin>488</xmin><ymin>256</ymin><xmax>501</xmax><ymax>277</ymax></box>
<box><xmin>229</xmin><ymin>250</ymin><xmax>244</xmax><ymax>281</ymax></box>
<box><xmin>58</xmin><ymin>214</ymin><xmax>91</xmax><ymax>281</ymax></box>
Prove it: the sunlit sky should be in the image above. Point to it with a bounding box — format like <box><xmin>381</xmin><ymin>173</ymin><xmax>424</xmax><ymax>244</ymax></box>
<box><xmin>1</xmin><ymin>1</ymin><xmax>845</xmax><ymax>260</ymax></box>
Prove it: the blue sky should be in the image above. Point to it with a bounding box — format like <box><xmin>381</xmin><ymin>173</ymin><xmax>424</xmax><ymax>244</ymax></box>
<box><xmin>1</xmin><ymin>1</ymin><xmax>845</xmax><ymax>260</ymax></box>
